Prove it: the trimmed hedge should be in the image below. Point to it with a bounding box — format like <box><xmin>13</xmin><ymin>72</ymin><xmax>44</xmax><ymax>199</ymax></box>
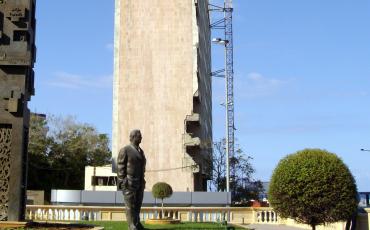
<box><xmin>152</xmin><ymin>182</ymin><xmax>173</xmax><ymax>200</ymax></box>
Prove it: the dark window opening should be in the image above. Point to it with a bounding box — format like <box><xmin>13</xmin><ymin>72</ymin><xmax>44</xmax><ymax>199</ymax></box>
<box><xmin>91</xmin><ymin>176</ymin><xmax>117</xmax><ymax>186</ymax></box>
<box><xmin>13</xmin><ymin>30</ymin><xmax>29</xmax><ymax>42</ymax></box>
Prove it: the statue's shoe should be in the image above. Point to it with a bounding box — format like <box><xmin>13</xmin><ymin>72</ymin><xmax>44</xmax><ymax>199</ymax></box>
<box><xmin>129</xmin><ymin>223</ymin><xmax>145</xmax><ymax>230</ymax></box>
<box><xmin>137</xmin><ymin>222</ymin><xmax>145</xmax><ymax>230</ymax></box>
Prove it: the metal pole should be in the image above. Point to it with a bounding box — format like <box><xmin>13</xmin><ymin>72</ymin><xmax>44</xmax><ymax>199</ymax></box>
<box><xmin>224</xmin><ymin>0</ymin><xmax>234</xmax><ymax>194</ymax></box>
<box><xmin>225</xmin><ymin>41</ymin><xmax>230</xmax><ymax>193</ymax></box>
<box><xmin>209</xmin><ymin>0</ymin><xmax>234</xmax><ymax>194</ymax></box>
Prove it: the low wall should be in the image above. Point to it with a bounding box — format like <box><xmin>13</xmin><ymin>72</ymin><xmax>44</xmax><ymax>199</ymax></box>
<box><xmin>51</xmin><ymin>190</ymin><xmax>231</xmax><ymax>206</ymax></box>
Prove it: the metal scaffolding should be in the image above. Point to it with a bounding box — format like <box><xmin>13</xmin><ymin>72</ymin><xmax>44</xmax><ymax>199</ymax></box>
<box><xmin>210</xmin><ymin>0</ymin><xmax>234</xmax><ymax>193</ymax></box>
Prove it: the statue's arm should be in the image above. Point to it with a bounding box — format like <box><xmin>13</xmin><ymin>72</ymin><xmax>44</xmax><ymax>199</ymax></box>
<box><xmin>143</xmin><ymin>152</ymin><xmax>146</xmax><ymax>188</ymax></box>
<box><xmin>117</xmin><ymin>148</ymin><xmax>128</xmax><ymax>189</ymax></box>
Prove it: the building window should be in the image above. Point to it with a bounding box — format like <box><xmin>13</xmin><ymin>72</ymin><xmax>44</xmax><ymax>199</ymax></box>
<box><xmin>91</xmin><ymin>176</ymin><xmax>117</xmax><ymax>186</ymax></box>
<box><xmin>195</xmin><ymin>0</ymin><xmax>200</xmax><ymax>26</ymax></box>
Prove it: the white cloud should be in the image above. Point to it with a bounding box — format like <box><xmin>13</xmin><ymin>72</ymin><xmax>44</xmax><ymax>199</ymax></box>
<box><xmin>48</xmin><ymin>72</ymin><xmax>112</xmax><ymax>90</ymax></box>
<box><xmin>213</xmin><ymin>72</ymin><xmax>289</xmax><ymax>104</ymax></box>
<box><xmin>237</xmin><ymin>72</ymin><xmax>288</xmax><ymax>98</ymax></box>
<box><xmin>360</xmin><ymin>91</ymin><xmax>368</xmax><ymax>96</ymax></box>
<box><xmin>329</xmin><ymin>90</ymin><xmax>369</xmax><ymax>98</ymax></box>
<box><xmin>246</xmin><ymin>72</ymin><xmax>284</xmax><ymax>87</ymax></box>
<box><xmin>105</xmin><ymin>43</ymin><xmax>114</xmax><ymax>51</ymax></box>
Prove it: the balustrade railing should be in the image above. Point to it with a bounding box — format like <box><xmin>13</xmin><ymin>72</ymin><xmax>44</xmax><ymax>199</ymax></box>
<box><xmin>27</xmin><ymin>205</ymin><xmax>102</xmax><ymax>221</ymax></box>
<box><xmin>25</xmin><ymin>206</ymin><xmax>370</xmax><ymax>230</ymax></box>
<box><xmin>255</xmin><ymin>207</ymin><xmax>278</xmax><ymax>224</ymax></box>
<box><xmin>26</xmin><ymin>205</ymin><xmax>277</xmax><ymax>224</ymax></box>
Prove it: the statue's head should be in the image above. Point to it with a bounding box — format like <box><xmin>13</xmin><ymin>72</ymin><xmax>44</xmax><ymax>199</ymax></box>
<box><xmin>129</xmin><ymin>129</ymin><xmax>142</xmax><ymax>145</ymax></box>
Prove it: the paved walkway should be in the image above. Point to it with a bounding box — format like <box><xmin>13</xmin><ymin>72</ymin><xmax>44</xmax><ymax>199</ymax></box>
<box><xmin>237</xmin><ymin>224</ymin><xmax>303</xmax><ymax>230</ymax></box>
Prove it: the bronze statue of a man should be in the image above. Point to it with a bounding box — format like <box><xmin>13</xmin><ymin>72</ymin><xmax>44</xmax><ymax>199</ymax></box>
<box><xmin>117</xmin><ymin>130</ymin><xmax>146</xmax><ymax>230</ymax></box>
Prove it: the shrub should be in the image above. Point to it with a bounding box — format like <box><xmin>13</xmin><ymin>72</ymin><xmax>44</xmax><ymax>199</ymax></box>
<box><xmin>152</xmin><ymin>182</ymin><xmax>173</xmax><ymax>200</ymax></box>
<box><xmin>152</xmin><ymin>182</ymin><xmax>173</xmax><ymax>218</ymax></box>
<box><xmin>268</xmin><ymin>149</ymin><xmax>358</xmax><ymax>230</ymax></box>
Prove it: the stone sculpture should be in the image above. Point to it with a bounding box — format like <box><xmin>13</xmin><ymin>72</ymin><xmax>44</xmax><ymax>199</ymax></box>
<box><xmin>0</xmin><ymin>0</ymin><xmax>36</xmax><ymax>221</ymax></box>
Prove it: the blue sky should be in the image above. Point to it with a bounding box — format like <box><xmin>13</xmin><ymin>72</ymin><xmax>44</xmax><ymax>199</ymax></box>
<box><xmin>30</xmin><ymin>0</ymin><xmax>370</xmax><ymax>191</ymax></box>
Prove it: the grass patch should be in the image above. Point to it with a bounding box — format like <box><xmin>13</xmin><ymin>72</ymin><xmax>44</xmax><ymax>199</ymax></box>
<box><xmin>78</xmin><ymin>221</ymin><xmax>247</xmax><ymax>230</ymax></box>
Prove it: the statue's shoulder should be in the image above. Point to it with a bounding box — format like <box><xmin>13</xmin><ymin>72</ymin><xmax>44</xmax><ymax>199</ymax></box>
<box><xmin>119</xmin><ymin>145</ymin><xmax>131</xmax><ymax>154</ymax></box>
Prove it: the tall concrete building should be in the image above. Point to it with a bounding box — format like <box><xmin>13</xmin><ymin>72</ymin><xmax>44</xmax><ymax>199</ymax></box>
<box><xmin>112</xmin><ymin>0</ymin><xmax>212</xmax><ymax>191</ymax></box>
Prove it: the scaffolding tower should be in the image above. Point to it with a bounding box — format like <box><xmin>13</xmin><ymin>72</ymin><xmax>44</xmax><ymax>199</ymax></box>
<box><xmin>210</xmin><ymin>0</ymin><xmax>235</xmax><ymax>194</ymax></box>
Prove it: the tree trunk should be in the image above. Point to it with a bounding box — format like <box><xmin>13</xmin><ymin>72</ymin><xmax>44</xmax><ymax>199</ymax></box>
<box><xmin>311</xmin><ymin>224</ymin><xmax>316</xmax><ymax>230</ymax></box>
<box><xmin>92</xmin><ymin>166</ymin><xmax>96</xmax><ymax>191</ymax></box>
<box><xmin>64</xmin><ymin>172</ymin><xmax>70</xmax><ymax>187</ymax></box>
<box><xmin>161</xmin><ymin>198</ymin><xmax>164</xmax><ymax>219</ymax></box>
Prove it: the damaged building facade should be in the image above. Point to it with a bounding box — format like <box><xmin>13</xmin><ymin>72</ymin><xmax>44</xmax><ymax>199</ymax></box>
<box><xmin>112</xmin><ymin>0</ymin><xmax>212</xmax><ymax>191</ymax></box>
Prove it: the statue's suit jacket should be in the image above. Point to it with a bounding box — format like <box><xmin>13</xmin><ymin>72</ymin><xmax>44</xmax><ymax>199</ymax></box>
<box><xmin>117</xmin><ymin>145</ymin><xmax>146</xmax><ymax>191</ymax></box>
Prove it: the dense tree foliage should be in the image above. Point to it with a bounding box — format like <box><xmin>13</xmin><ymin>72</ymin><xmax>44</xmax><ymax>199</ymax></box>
<box><xmin>268</xmin><ymin>149</ymin><xmax>358</xmax><ymax>230</ymax></box>
<box><xmin>28</xmin><ymin>114</ymin><xmax>111</xmax><ymax>193</ymax></box>
<box><xmin>209</xmin><ymin>139</ymin><xmax>263</xmax><ymax>203</ymax></box>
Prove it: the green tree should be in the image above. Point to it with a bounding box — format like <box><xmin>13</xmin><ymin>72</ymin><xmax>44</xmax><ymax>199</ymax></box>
<box><xmin>210</xmin><ymin>140</ymin><xmax>227</xmax><ymax>191</ymax></box>
<box><xmin>28</xmin><ymin>114</ymin><xmax>112</xmax><ymax>193</ymax></box>
<box><xmin>210</xmin><ymin>139</ymin><xmax>260</xmax><ymax>203</ymax></box>
<box><xmin>28</xmin><ymin>114</ymin><xmax>55</xmax><ymax>191</ymax></box>
<box><xmin>268</xmin><ymin>149</ymin><xmax>358</xmax><ymax>230</ymax></box>
<box><xmin>152</xmin><ymin>182</ymin><xmax>173</xmax><ymax>218</ymax></box>
<box><xmin>47</xmin><ymin>115</ymin><xmax>111</xmax><ymax>189</ymax></box>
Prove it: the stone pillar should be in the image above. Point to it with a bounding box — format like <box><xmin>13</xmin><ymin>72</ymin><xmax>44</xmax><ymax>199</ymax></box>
<box><xmin>0</xmin><ymin>0</ymin><xmax>36</xmax><ymax>221</ymax></box>
<box><xmin>365</xmin><ymin>208</ymin><xmax>370</xmax><ymax>230</ymax></box>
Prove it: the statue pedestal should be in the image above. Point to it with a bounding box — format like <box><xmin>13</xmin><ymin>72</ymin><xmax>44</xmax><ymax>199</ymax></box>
<box><xmin>0</xmin><ymin>221</ymin><xmax>104</xmax><ymax>229</ymax></box>
<box><xmin>145</xmin><ymin>218</ymin><xmax>181</xmax><ymax>225</ymax></box>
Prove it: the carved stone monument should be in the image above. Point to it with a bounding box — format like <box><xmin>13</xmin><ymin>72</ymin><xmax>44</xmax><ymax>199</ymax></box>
<box><xmin>0</xmin><ymin>0</ymin><xmax>36</xmax><ymax>221</ymax></box>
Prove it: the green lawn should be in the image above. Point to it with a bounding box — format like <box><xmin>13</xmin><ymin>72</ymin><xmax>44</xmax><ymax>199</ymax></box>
<box><xmin>79</xmin><ymin>221</ymin><xmax>247</xmax><ymax>230</ymax></box>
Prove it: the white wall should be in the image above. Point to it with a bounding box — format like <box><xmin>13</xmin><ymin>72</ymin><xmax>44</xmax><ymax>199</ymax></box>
<box><xmin>84</xmin><ymin>165</ymin><xmax>117</xmax><ymax>191</ymax></box>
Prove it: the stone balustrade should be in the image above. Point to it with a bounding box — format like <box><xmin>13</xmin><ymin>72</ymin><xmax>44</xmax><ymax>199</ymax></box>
<box><xmin>26</xmin><ymin>206</ymin><xmax>270</xmax><ymax>223</ymax></box>
<box><xmin>254</xmin><ymin>207</ymin><xmax>278</xmax><ymax>224</ymax></box>
<box><xmin>26</xmin><ymin>205</ymin><xmax>370</xmax><ymax>230</ymax></box>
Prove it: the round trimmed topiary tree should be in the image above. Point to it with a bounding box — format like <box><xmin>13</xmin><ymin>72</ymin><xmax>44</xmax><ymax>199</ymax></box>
<box><xmin>268</xmin><ymin>148</ymin><xmax>358</xmax><ymax>230</ymax></box>
<box><xmin>152</xmin><ymin>182</ymin><xmax>173</xmax><ymax>218</ymax></box>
